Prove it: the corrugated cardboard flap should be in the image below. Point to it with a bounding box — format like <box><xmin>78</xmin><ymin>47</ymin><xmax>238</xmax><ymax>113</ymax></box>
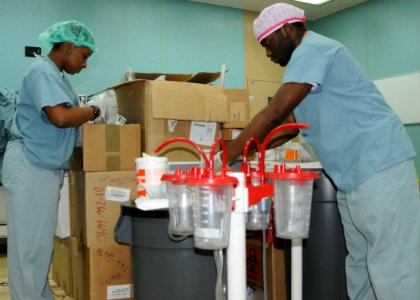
<box><xmin>133</xmin><ymin>71</ymin><xmax>220</xmax><ymax>84</ymax></box>
<box><xmin>134</xmin><ymin>72</ymin><xmax>193</xmax><ymax>82</ymax></box>
<box><xmin>187</xmin><ymin>72</ymin><xmax>221</xmax><ymax>84</ymax></box>
<box><xmin>149</xmin><ymin>80</ymin><xmax>229</xmax><ymax>122</ymax></box>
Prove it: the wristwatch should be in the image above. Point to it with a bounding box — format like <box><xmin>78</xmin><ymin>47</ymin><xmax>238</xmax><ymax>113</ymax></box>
<box><xmin>90</xmin><ymin>105</ymin><xmax>101</xmax><ymax>120</ymax></box>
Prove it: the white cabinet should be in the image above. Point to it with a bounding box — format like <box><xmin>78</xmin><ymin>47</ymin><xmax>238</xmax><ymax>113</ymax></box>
<box><xmin>374</xmin><ymin>72</ymin><xmax>420</xmax><ymax>124</ymax></box>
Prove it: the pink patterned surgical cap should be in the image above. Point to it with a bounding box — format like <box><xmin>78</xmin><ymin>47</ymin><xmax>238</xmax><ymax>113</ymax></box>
<box><xmin>254</xmin><ymin>3</ymin><xmax>306</xmax><ymax>43</ymax></box>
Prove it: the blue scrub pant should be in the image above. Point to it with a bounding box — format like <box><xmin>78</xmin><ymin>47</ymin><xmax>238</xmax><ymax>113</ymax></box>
<box><xmin>3</xmin><ymin>140</ymin><xmax>64</xmax><ymax>300</ymax></box>
<box><xmin>337</xmin><ymin>159</ymin><xmax>420</xmax><ymax>300</ymax></box>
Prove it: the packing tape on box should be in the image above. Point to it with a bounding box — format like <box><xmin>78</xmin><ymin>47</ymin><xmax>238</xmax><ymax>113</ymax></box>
<box><xmin>106</xmin><ymin>125</ymin><xmax>120</xmax><ymax>152</ymax></box>
<box><xmin>106</xmin><ymin>125</ymin><xmax>121</xmax><ymax>170</ymax></box>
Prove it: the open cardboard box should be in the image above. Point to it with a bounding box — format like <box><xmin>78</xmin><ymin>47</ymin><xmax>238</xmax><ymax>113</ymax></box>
<box><xmin>96</xmin><ymin>79</ymin><xmax>230</xmax><ymax>161</ymax></box>
<box><xmin>131</xmin><ymin>71</ymin><xmax>222</xmax><ymax>84</ymax></box>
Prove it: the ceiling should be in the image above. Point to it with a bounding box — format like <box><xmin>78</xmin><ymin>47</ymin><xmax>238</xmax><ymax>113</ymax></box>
<box><xmin>187</xmin><ymin>0</ymin><xmax>368</xmax><ymax>21</ymax></box>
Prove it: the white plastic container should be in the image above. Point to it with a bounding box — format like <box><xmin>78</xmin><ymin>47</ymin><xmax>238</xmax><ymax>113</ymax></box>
<box><xmin>135</xmin><ymin>156</ymin><xmax>168</xmax><ymax>198</ymax></box>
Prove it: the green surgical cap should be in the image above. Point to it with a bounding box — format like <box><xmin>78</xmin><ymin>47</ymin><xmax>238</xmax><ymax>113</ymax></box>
<box><xmin>39</xmin><ymin>20</ymin><xmax>97</xmax><ymax>53</ymax></box>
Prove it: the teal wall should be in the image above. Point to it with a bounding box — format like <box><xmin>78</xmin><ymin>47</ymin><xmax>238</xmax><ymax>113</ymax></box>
<box><xmin>311</xmin><ymin>0</ymin><xmax>420</xmax><ymax>173</ymax></box>
<box><xmin>1</xmin><ymin>0</ymin><xmax>419</xmax><ymax>173</ymax></box>
<box><xmin>0</xmin><ymin>0</ymin><xmax>244</xmax><ymax>94</ymax></box>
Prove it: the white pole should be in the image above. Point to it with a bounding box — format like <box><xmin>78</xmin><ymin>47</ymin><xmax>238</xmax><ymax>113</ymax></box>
<box><xmin>227</xmin><ymin>210</ymin><xmax>247</xmax><ymax>300</ymax></box>
<box><xmin>291</xmin><ymin>238</ymin><xmax>303</xmax><ymax>300</ymax></box>
<box><xmin>227</xmin><ymin>171</ymin><xmax>247</xmax><ymax>300</ymax></box>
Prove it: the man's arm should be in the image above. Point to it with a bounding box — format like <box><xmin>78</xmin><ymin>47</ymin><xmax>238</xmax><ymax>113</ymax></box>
<box><xmin>225</xmin><ymin>82</ymin><xmax>312</xmax><ymax>161</ymax></box>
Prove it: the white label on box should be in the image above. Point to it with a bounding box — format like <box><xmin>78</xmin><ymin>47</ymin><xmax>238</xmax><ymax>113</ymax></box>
<box><xmin>78</xmin><ymin>94</ymin><xmax>88</xmax><ymax>106</ymax></box>
<box><xmin>167</xmin><ymin>119</ymin><xmax>178</xmax><ymax>132</ymax></box>
<box><xmin>189</xmin><ymin>121</ymin><xmax>217</xmax><ymax>146</ymax></box>
<box><xmin>115</xmin><ymin>115</ymin><xmax>127</xmax><ymax>125</ymax></box>
<box><xmin>105</xmin><ymin>186</ymin><xmax>131</xmax><ymax>202</ymax></box>
<box><xmin>232</xmin><ymin>129</ymin><xmax>242</xmax><ymax>139</ymax></box>
<box><xmin>107</xmin><ymin>284</ymin><xmax>132</xmax><ymax>299</ymax></box>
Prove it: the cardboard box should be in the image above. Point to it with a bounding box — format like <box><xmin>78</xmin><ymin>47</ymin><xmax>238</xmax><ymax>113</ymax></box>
<box><xmin>132</xmin><ymin>71</ymin><xmax>221</xmax><ymax>84</ymax></box>
<box><xmin>77</xmin><ymin>171</ymin><xmax>136</xmax><ymax>247</ymax></box>
<box><xmin>246</xmin><ymin>238</ymin><xmax>287</xmax><ymax>300</ymax></box>
<box><xmin>69</xmin><ymin>170</ymin><xmax>84</xmax><ymax>238</ymax></box>
<box><xmin>223</xmin><ymin>89</ymin><xmax>250</xmax><ymax>128</ymax></box>
<box><xmin>246</xmin><ymin>238</ymin><xmax>264</xmax><ymax>288</ymax></box>
<box><xmin>52</xmin><ymin>237</ymin><xmax>72</xmax><ymax>296</ymax></box>
<box><xmin>82</xmin><ymin>124</ymin><xmax>141</xmax><ymax>171</ymax></box>
<box><xmin>82</xmin><ymin>244</ymin><xmax>133</xmax><ymax>300</ymax></box>
<box><xmin>221</xmin><ymin>128</ymin><xmax>243</xmax><ymax>141</ymax></box>
<box><xmin>70</xmin><ymin>236</ymin><xmax>83</xmax><ymax>300</ymax></box>
<box><xmin>106</xmin><ymin>79</ymin><xmax>229</xmax><ymax>161</ymax></box>
<box><xmin>70</xmin><ymin>236</ymin><xmax>133</xmax><ymax>300</ymax></box>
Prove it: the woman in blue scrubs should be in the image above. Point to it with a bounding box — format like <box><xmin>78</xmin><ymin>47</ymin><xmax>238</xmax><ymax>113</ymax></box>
<box><xmin>3</xmin><ymin>20</ymin><xmax>101</xmax><ymax>300</ymax></box>
<box><xmin>225</xmin><ymin>3</ymin><xmax>420</xmax><ymax>300</ymax></box>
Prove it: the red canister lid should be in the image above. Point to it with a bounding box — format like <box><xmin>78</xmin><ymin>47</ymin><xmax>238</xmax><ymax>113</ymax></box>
<box><xmin>266</xmin><ymin>163</ymin><xmax>319</xmax><ymax>180</ymax></box>
<box><xmin>160</xmin><ymin>167</ymin><xmax>203</xmax><ymax>185</ymax></box>
<box><xmin>185</xmin><ymin>169</ymin><xmax>238</xmax><ymax>187</ymax></box>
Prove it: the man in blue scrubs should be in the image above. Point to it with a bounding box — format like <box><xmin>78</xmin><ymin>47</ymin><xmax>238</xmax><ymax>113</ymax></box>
<box><xmin>3</xmin><ymin>20</ymin><xmax>101</xmax><ymax>299</ymax></box>
<box><xmin>225</xmin><ymin>3</ymin><xmax>420</xmax><ymax>299</ymax></box>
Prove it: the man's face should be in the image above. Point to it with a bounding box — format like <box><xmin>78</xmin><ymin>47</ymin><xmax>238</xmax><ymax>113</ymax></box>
<box><xmin>261</xmin><ymin>27</ymin><xmax>295</xmax><ymax>67</ymax></box>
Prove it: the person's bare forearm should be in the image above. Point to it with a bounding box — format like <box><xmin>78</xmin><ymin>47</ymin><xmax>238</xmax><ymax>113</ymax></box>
<box><xmin>225</xmin><ymin>82</ymin><xmax>312</xmax><ymax>162</ymax></box>
<box><xmin>226</xmin><ymin>112</ymin><xmax>297</xmax><ymax>161</ymax></box>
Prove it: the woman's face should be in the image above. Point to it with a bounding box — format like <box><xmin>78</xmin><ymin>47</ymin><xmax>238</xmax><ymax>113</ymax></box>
<box><xmin>63</xmin><ymin>45</ymin><xmax>93</xmax><ymax>74</ymax></box>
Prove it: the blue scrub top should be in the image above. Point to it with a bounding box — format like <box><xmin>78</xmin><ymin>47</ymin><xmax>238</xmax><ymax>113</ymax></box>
<box><xmin>283</xmin><ymin>31</ymin><xmax>415</xmax><ymax>193</ymax></box>
<box><xmin>11</xmin><ymin>56</ymin><xmax>78</xmax><ymax>169</ymax></box>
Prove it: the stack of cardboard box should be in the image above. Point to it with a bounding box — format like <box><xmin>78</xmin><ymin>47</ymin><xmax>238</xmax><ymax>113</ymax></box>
<box><xmin>53</xmin><ymin>123</ymin><xmax>141</xmax><ymax>300</ymax></box>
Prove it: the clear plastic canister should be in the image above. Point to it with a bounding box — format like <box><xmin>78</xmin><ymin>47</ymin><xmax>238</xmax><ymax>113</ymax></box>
<box><xmin>161</xmin><ymin>169</ymin><xmax>196</xmax><ymax>238</ymax></box>
<box><xmin>246</xmin><ymin>176</ymin><xmax>272</xmax><ymax>231</ymax></box>
<box><xmin>246</xmin><ymin>197</ymin><xmax>272</xmax><ymax>231</ymax></box>
<box><xmin>167</xmin><ymin>181</ymin><xmax>194</xmax><ymax>236</ymax></box>
<box><xmin>267</xmin><ymin>164</ymin><xmax>319</xmax><ymax>239</ymax></box>
<box><xmin>189</xmin><ymin>184</ymin><xmax>234</xmax><ymax>250</ymax></box>
<box><xmin>273</xmin><ymin>179</ymin><xmax>314</xmax><ymax>238</ymax></box>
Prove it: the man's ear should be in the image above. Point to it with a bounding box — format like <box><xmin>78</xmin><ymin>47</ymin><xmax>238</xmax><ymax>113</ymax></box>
<box><xmin>282</xmin><ymin>23</ymin><xmax>292</xmax><ymax>38</ymax></box>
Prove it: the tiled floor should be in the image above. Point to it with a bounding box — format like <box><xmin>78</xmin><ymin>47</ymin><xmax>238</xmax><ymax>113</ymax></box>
<box><xmin>0</xmin><ymin>251</ymin><xmax>72</xmax><ymax>300</ymax></box>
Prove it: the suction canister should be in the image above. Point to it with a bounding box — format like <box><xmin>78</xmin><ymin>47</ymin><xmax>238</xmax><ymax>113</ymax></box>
<box><xmin>267</xmin><ymin>163</ymin><xmax>319</xmax><ymax>239</ymax></box>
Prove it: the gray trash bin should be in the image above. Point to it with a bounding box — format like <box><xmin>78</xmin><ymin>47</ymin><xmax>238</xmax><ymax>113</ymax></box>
<box><xmin>115</xmin><ymin>202</ymin><xmax>216</xmax><ymax>300</ymax></box>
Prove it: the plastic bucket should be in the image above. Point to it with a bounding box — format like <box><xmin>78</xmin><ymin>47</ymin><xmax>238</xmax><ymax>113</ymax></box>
<box><xmin>135</xmin><ymin>156</ymin><xmax>167</xmax><ymax>198</ymax></box>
